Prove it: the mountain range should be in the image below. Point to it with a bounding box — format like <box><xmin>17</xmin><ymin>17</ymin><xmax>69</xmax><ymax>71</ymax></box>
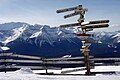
<box><xmin>0</xmin><ymin>22</ymin><xmax>120</xmax><ymax>58</ymax></box>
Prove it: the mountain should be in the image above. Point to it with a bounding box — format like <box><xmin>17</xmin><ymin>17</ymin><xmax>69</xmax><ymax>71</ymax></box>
<box><xmin>0</xmin><ymin>22</ymin><xmax>120</xmax><ymax>58</ymax></box>
<box><xmin>0</xmin><ymin>22</ymin><xmax>29</xmax><ymax>30</ymax></box>
<box><xmin>0</xmin><ymin>30</ymin><xmax>11</xmax><ymax>42</ymax></box>
<box><xmin>2</xmin><ymin>23</ymin><xmax>81</xmax><ymax>57</ymax></box>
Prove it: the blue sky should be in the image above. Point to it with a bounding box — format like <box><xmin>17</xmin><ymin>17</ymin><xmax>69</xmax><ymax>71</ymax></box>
<box><xmin>0</xmin><ymin>0</ymin><xmax>120</xmax><ymax>31</ymax></box>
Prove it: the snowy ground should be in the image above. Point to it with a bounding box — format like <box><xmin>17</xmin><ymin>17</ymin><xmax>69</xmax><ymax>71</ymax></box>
<box><xmin>0</xmin><ymin>66</ymin><xmax>120</xmax><ymax>80</ymax></box>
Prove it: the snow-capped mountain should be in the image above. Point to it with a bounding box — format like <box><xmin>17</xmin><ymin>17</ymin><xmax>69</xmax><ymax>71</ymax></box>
<box><xmin>0</xmin><ymin>22</ymin><xmax>120</xmax><ymax>58</ymax></box>
<box><xmin>3</xmin><ymin>24</ymin><xmax>44</xmax><ymax>44</ymax></box>
<box><xmin>0</xmin><ymin>22</ymin><xmax>77</xmax><ymax>46</ymax></box>
<box><xmin>93</xmin><ymin>31</ymin><xmax>120</xmax><ymax>44</ymax></box>
<box><xmin>0</xmin><ymin>22</ymin><xmax>29</xmax><ymax>43</ymax></box>
<box><xmin>1</xmin><ymin>22</ymin><xmax>120</xmax><ymax>45</ymax></box>
<box><xmin>0</xmin><ymin>22</ymin><xmax>80</xmax><ymax>57</ymax></box>
<box><xmin>29</xmin><ymin>27</ymin><xmax>78</xmax><ymax>46</ymax></box>
<box><xmin>0</xmin><ymin>22</ymin><xmax>29</xmax><ymax>30</ymax></box>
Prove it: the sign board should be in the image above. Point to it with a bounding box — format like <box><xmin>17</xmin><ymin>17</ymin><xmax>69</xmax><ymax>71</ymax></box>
<box><xmin>56</xmin><ymin>5</ymin><xmax>82</xmax><ymax>13</ymax></box>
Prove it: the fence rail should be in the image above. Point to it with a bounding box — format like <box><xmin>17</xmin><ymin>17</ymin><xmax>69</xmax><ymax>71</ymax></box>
<box><xmin>0</xmin><ymin>53</ymin><xmax>120</xmax><ymax>72</ymax></box>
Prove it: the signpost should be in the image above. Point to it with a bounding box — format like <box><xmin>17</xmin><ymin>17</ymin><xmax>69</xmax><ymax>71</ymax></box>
<box><xmin>56</xmin><ymin>5</ymin><xmax>109</xmax><ymax>75</ymax></box>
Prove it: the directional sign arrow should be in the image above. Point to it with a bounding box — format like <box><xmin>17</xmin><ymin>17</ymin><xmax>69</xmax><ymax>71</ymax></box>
<box><xmin>56</xmin><ymin>5</ymin><xmax>82</xmax><ymax>13</ymax></box>
<box><xmin>82</xmin><ymin>23</ymin><xmax>109</xmax><ymax>29</ymax></box>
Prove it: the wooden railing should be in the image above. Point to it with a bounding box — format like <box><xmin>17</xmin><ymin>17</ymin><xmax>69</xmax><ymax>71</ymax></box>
<box><xmin>0</xmin><ymin>53</ymin><xmax>120</xmax><ymax>72</ymax></box>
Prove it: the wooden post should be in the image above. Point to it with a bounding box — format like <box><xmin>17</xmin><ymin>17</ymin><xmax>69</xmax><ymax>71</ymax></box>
<box><xmin>78</xmin><ymin>7</ymin><xmax>91</xmax><ymax>75</ymax></box>
<box><xmin>84</xmin><ymin>49</ymin><xmax>91</xmax><ymax>75</ymax></box>
<box><xmin>42</xmin><ymin>58</ymin><xmax>48</xmax><ymax>74</ymax></box>
<box><xmin>81</xmin><ymin>41</ymin><xmax>91</xmax><ymax>75</ymax></box>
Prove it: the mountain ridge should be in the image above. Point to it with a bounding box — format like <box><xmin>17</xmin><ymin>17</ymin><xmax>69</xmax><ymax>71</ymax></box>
<box><xmin>0</xmin><ymin>22</ymin><xmax>120</xmax><ymax>58</ymax></box>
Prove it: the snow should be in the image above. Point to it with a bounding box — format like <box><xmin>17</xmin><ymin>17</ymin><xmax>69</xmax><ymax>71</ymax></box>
<box><xmin>112</xmin><ymin>33</ymin><xmax>120</xmax><ymax>38</ymax></box>
<box><xmin>1</xmin><ymin>23</ymin><xmax>77</xmax><ymax>46</ymax></box>
<box><xmin>62</xmin><ymin>55</ymin><xmax>71</xmax><ymax>58</ymax></box>
<box><xmin>57</xmin><ymin>31</ymin><xmax>62</xmax><ymax>36</ymax></box>
<box><xmin>81</xmin><ymin>21</ymin><xmax>89</xmax><ymax>25</ymax></box>
<box><xmin>29</xmin><ymin>26</ymin><xmax>77</xmax><ymax>46</ymax></box>
<box><xmin>60</xmin><ymin>66</ymin><xmax>120</xmax><ymax>74</ymax></box>
<box><xmin>0</xmin><ymin>73</ymin><xmax>120</xmax><ymax>80</ymax></box>
<box><xmin>0</xmin><ymin>46</ymin><xmax>10</xmax><ymax>51</ymax></box>
<box><xmin>0</xmin><ymin>66</ymin><xmax>120</xmax><ymax>80</ymax></box>
<box><xmin>91</xmin><ymin>66</ymin><xmax>120</xmax><ymax>72</ymax></box>
<box><xmin>98</xmin><ymin>40</ymin><xmax>102</xmax><ymax>43</ymax></box>
<box><xmin>30</xmin><ymin>31</ymin><xmax>42</xmax><ymax>38</ymax></box>
<box><xmin>15</xmin><ymin>68</ymin><xmax>33</xmax><ymax>74</ymax></box>
<box><xmin>112</xmin><ymin>33</ymin><xmax>120</xmax><ymax>43</ymax></box>
<box><xmin>3</xmin><ymin>25</ymin><xmax>27</xmax><ymax>44</ymax></box>
<box><xmin>65</xmin><ymin>27</ymin><xmax>81</xmax><ymax>33</ymax></box>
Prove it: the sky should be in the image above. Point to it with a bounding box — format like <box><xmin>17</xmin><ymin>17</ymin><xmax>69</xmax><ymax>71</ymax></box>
<box><xmin>0</xmin><ymin>0</ymin><xmax>120</xmax><ymax>31</ymax></box>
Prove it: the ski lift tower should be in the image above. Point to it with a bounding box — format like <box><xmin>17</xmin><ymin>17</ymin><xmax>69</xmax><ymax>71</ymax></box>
<box><xmin>56</xmin><ymin>5</ymin><xmax>109</xmax><ymax>75</ymax></box>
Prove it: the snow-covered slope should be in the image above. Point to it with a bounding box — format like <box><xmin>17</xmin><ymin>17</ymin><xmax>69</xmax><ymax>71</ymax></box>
<box><xmin>112</xmin><ymin>33</ymin><xmax>120</xmax><ymax>43</ymax></box>
<box><xmin>4</xmin><ymin>25</ymin><xmax>27</xmax><ymax>44</ymax></box>
<box><xmin>0</xmin><ymin>67</ymin><xmax>120</xmax><ymax>80</ymax></box>
<box><xmin>93</xmin><ymin>31</ymin><xmax>120</xmax><ymax>44</ymax></box>
<box><xmin>1</xmin><ymin>23</ymin><xmax>77</xmax><ymax>46</ymax></box>
<box><xmin>29</xmin><ymin>27</ymin><xmax>76</xmax><ymax>46</ymax></box>
<box><xmin>0</xmin><ymin>30</ymin><xmax>12</xmax><ymax>42</ymax></box>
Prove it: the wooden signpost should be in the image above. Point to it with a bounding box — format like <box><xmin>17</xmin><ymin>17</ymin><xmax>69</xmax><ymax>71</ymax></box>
<box><xmin>56</xmin><ymin>5</ymin><xmax>109</xmax><ymax>75</ymax></box>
